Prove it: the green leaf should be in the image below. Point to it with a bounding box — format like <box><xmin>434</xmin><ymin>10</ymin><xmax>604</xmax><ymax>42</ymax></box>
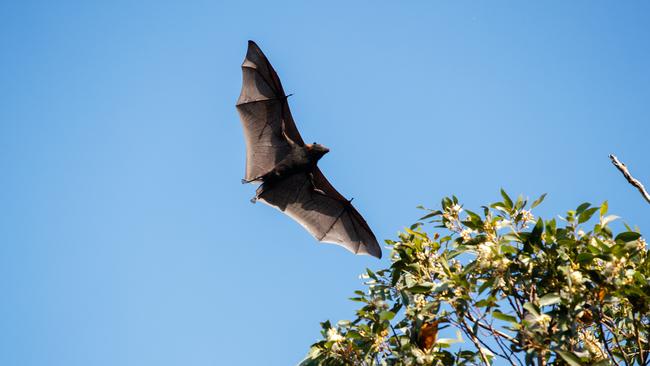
<box><xmin>419</xmin><ymin>210</ymin><xmax>442</xmax><ymax>220</ymax></box>
<box><xmin>442</xmin><ymin>197</ymin><xmax>452</xmax><ymax>210</ymax></box>
<box><xmin>492</xmin><ymin>310</ymin><xmax>517</xmax><ymax>323</ymax></box>
<box><xmin>321</xmin><ymin>320</ymin><xmax>332</xmax><ymax>330</ymax></box>
<box><xmin>523</xmin><ymin>302</ymin><xmax>540</xmax><ymax>317</ymax></box>
<box><xmin>366</xmin><ymin>268</ymin><xmax>377</xmax><ymax>280</ymax></box>
<box><xmin>408</xmin><ymin>283</ymin><xmax>434</xmax><ymax>294</ymax></box>
<box><xmin>400</xmin><ymin>290</ymin><xmax>410</xmax><ymax>306</ymax></box>
<box><xmin>461</xmin><ymin>261</ymin><xmax>477</xmax><ymax>276</ymax></box>
<box><xmin>514</xmin><ymin>194</ymin><xmax>525</xmax><ymax>211</ymax></box>
<box><xmin>475</xmin><ymin>298</ymin><xmax>497</xmax><ymax>308</ymax></box>
<box><xmin>538</xmin><ymin>293</ymin><xmax>561</xmax><ymax>307</ymax></box>
<box><xmin>615</xmin><ymin>231</ymin><xmax>642</xmax><ymax>242</ymax></box>
<box><xmin>546</xmin><ymin>218</ymin><xmax>557</xmax><ymax>234</ymax></box>
<box><xmin>405</xmin><ymin>228</ymin><xmax>427</xmax><ymax>239</ymax></box>
<box><xmin>500</xmin><ymin>244</ymin><xmax>517</xmax><ymax>255</ymax></box>
<box><xmin>379</xmin><ymin>311</ymin><xmax>395</xmax><ymax>321</ymax></box>
<box><xmin>437</xmin><ymin>330</ymin><xmax>463</xmax><ymax>347</ymax></box>
<box><xmin>500</xmin><ymin>189</ymin><xmax>513</xmax><ymax>210</ymax></box>
<box><xmin>576</xmin><ymin>202</ymin><xmax>591</xmax><ymax>215</ymax></box>
<box><xmin>346</xmin><ymin>330</ymin><xmax>362</xmax><ymax>340</ymax></box>
<box><xmin>465</xmin><ymin>209</ymin><xmax>483</xmax><ymax>223</ymax></box>
<box><xmin>592</xmin><ymin>361</ymin><xmax>611</xmax><ymax>366</ymax></box>
<box><xmin>530</xmin><ymin>218</ymin><xmax>544</xmax><ymax>242</ymax></box>
<box><xmin>556</xmin><ymin>350</ymin><xmax>583</xmax><ymax>366</ymax></box>
<box><xmin>431</xmin><ymin>282</ymin><xmax>450</xmax><ymax>294</ymax></box>
<box><xmin>576</xmin><ymin>253</ymin><xmax>594</xmax><ymax>265</ymax></box>
<box><xmin>601</xmin><ymin>215</ymin><xmax>620</xmax><ymax>226</ymax></box>
<box><xmin>599</xmin><ymin>200</ymin><xmax>608</xmax><ymax>217</ymax></box>
<box><xmin>501</xmin><ymin>233</ymin><xmax>520</xmax><ymax>242</ymax></box>
<box><xmin>436</xmin><ymin>337</ymin><xmax>460</xmax><ymax>347</ymax></box>
<box><xmin>478</xmin><ymin>278</ymin><xmax>495</xmax><ymax>295</ymax></box>
<box><xmin>591</xmin><ymin>359</ymin><xmax>611</xmax><ymax>366</ymax></box>
<box><xmin>578</xmin><ymin>207</ymin><xmax>599</xmax><ymax>224</ymax></box>
<box><xmin>463</xmin><ymin>234</ymin><xmax>487</xmax><ymax>246</ymax></box>
<box><xmin>531</xmin><ymin>193</ymin><xmax>547</xmax><ymax>209</ymax></box>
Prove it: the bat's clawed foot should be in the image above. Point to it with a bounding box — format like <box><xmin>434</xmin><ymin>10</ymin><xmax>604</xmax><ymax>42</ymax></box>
<box><xmin>250</xmin><ymin>196</ymin><xmax>258</xmax><ymax>204</ymax></box>
<box><xmin>242</xmin><ymin>176</ymin><xmax>265</xmax><ymax>184</ymax></box>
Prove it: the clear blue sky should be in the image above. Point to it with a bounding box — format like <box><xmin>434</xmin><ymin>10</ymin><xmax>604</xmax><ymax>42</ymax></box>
<box><xmin>1</xmin><ymin>1</ymin><xmax>649</xmax><ymax>365</ymax></box>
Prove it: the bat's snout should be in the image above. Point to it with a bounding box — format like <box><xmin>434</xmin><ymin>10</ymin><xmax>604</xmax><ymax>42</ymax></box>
<box><xmin>309</xmin><ymin>143</ymin><xmax>330</xmax><ymax>155</ymax></box>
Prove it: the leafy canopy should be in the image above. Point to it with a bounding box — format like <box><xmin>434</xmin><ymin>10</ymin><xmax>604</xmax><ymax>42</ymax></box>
<box><xmin>301</xmin><ymin>192</ymin><xmax>649</xmax><ymax>366</ymax></box>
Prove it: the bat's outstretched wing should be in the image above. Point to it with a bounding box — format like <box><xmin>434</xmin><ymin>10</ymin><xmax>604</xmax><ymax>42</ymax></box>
<box><xmin>259</xmin><ymin>172</ymin><xmax>382</xmax><ymax>258</ymax></box>
<box><xmin>237</xmin><ymin>40</ymin><xmax>382</xmax><ymax>258</ymax></box>
<box><xmin>236</xmin><ymin>40</ymin><xmax>305</xmax><ymax>181</ymax></box>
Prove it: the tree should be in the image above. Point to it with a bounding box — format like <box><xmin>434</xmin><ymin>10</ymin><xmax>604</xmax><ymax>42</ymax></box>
<box><xmin>300</xmin><ymin>191</ymin><xmax>649</xmax><ymax>365</ymax></box>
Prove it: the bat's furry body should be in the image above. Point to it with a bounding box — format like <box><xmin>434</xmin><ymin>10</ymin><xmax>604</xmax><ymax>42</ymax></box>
<box><xmin>249</xmin><ymin>141</ymin><xmax>329</xmax><ymax>186</ymax></box>
<box><xmin>235</xmin><ymin>41</ymin><xmax>382</xmax><ymax>259</ymax></box>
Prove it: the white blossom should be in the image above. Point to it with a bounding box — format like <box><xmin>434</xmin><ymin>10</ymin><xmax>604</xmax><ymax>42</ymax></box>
<box><xmin>520</xmin><ymin>209</ymin><xmax>535</xmax><ymax>223</ymax></box>
<box><xmin>569</xmin><ymin>271</ymin><xmax>584</xmax><ymax>284</ymax></box>
<box><xmin>460</xmin><ymin>228</ymin><xmax>476</xmax><ymax>241</ymax></box>
<box><xmin>326</xmin><ymin>327</ymin><xmax>344</xmax><ymax>342</ymax></box>
<box><xmin>495</xmin><ymin>219</ymin><xmax>512</xmax><ymax>230</ymax></box>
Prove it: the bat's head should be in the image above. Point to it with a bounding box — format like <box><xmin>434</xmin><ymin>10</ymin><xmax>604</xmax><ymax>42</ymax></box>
<box><xmin>306</xmin><ymin>143</ymin><xmax>330</xmax><ymax>160</ymax></box>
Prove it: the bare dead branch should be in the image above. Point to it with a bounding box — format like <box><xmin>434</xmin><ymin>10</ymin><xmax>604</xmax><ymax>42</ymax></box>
<box><xmin>609</xmin><ymin>154</ymin><xmax>650</xmax><ymax>204</ymax></box>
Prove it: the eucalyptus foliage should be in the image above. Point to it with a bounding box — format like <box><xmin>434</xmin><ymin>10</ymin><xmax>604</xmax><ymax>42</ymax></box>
<box><xmin>301</xmin><ymin>192</ymin><xmax>649</xmax><ymax>366</ymax></box>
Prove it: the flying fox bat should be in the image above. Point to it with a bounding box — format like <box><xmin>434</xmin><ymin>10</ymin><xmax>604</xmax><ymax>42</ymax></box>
<box><xmin>235</xmin><ymin>40</ymin><xmax>381</xmax><ymax>259</ymax></box>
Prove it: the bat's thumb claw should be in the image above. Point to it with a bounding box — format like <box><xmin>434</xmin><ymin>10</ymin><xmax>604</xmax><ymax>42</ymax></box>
<box><xmin>241</xmin><ymin>179</ymin><xmax>248</xmax><ymax>184</ymax></box>
<box><xmin>250</xmin><ymin>196</ymin><xmax>258</xmax><ymax>204</ymax></box>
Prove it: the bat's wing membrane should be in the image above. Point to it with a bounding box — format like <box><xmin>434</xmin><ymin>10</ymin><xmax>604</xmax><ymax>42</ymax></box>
<box><xmin>259</xmin><ymin>172</ymin><xmax>382</xmax><ymax>258</ymax></box>
<box><xmin>236</xmin><ymin>41</ymin><xmax>305</xmax><ymax>181</ymax></box>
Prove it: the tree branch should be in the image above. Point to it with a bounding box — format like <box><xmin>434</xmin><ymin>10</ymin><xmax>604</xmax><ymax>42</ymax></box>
<box><xmin>466</xmin><ymin>313</ymin><xmax>519</xmax><ymax>344</ymax></box>
<box><xmin>598</xmin><ymin>317</ymin><xmax>621</xmax><ymax>366</ymax></box>
<box><xmin>602</xmin><ymin>319</ymin><xmax>632</xmax><ymax>366</ymax></box>
<box><xmin>633</xmin><ymin>314</ymin><xmax>647</xmax><ymax>365</ymax></box>
<box><xmin>465</xmin><ymin>313</ymin><xmax>521</xmax><ymax>366</ymax></box>
<box><xmin>610</xmin><ymin>154</ymin><xmax>650</xmax><ymax>204</ymax></box>
<box><xmin>459</xmin><ymin>317</ymin><xmax>491</xmax><ymax>365</ymax></box>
